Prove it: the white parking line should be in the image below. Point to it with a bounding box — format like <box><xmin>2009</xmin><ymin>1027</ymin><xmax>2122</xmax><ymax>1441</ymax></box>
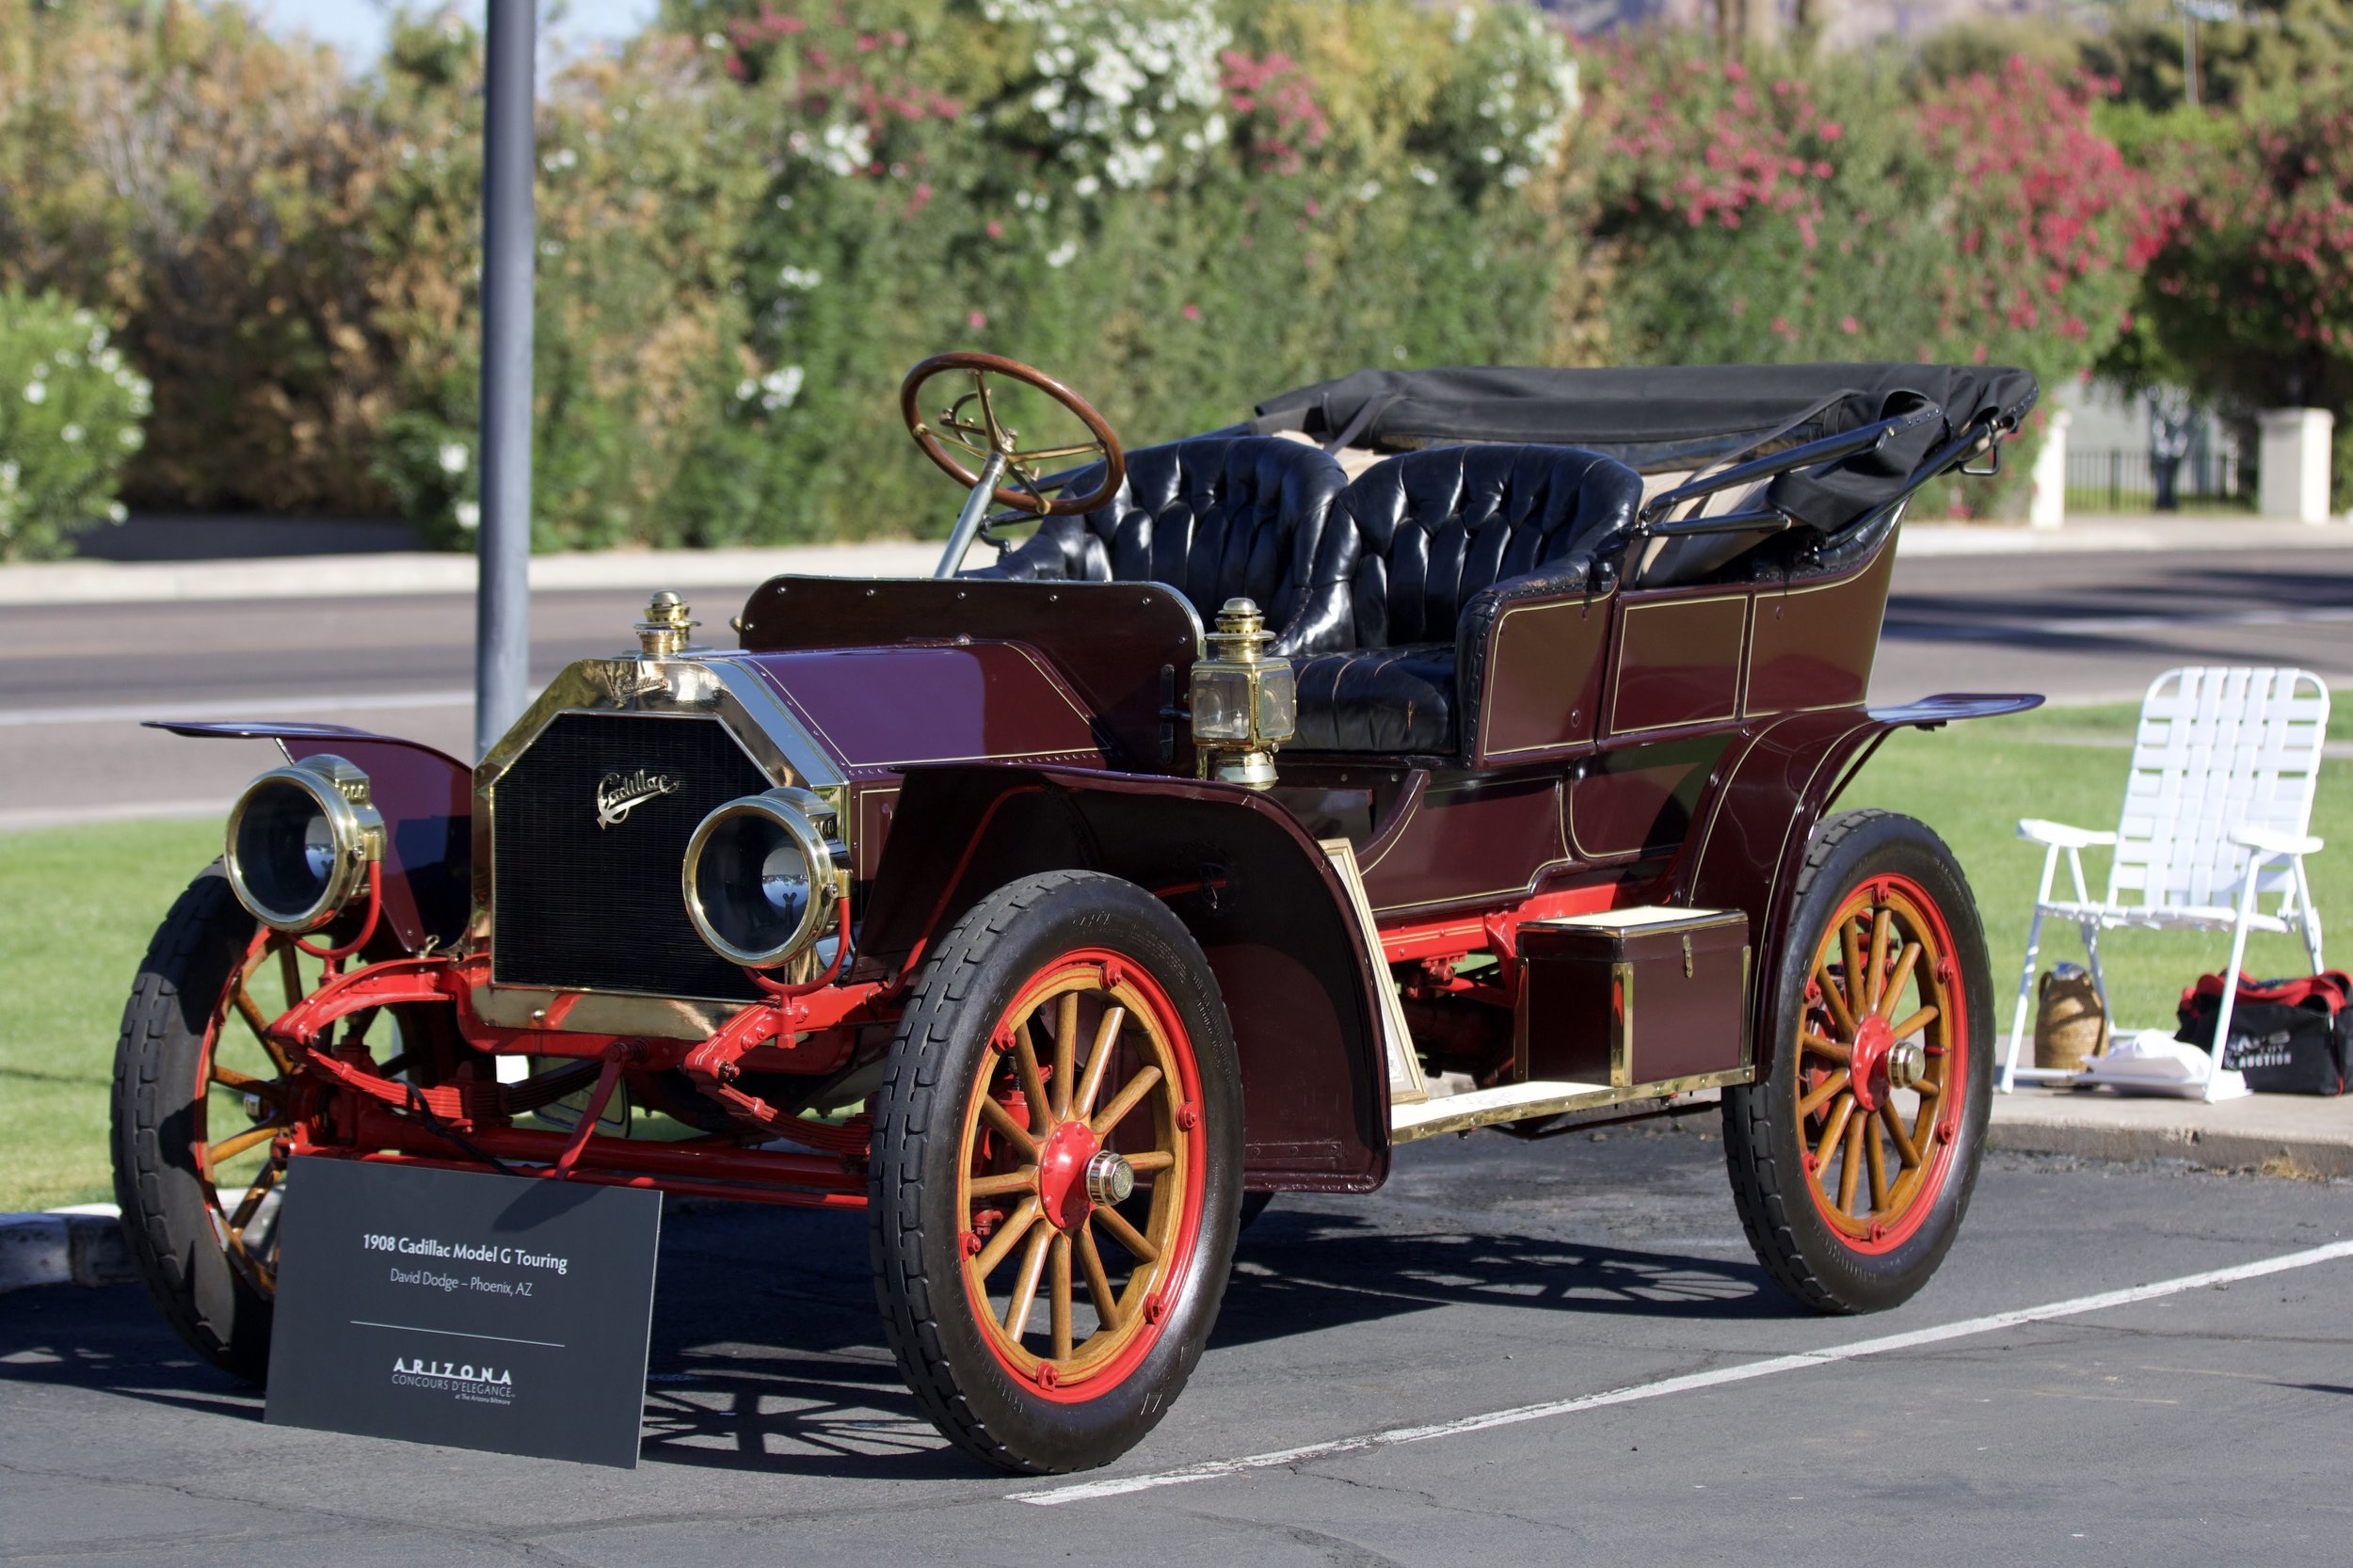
<box><xmin>1010</xmin><ymin>1236</ymin><xmax>2353</xmax><ymax>1506</ymax></box>
<box><xmin>0</xmin><ymin>689</ymin><xmax>473</xmax><ymax>728</ymax></box>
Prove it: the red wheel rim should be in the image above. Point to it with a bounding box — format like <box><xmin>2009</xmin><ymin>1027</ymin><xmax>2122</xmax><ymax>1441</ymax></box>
<box><xmin>1792</xmin><ymin>873</ymin><xmax>1967</xmax><ymax>1255</ymax></box>
<box><xmin>954</xmin><ymin>949</ymin><xmax>1207</xmax><ymax>1401</ymax></box>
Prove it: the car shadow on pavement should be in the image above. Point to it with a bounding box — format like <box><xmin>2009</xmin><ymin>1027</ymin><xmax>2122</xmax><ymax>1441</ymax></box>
<box><xmin>1</xmin><ymin>1196</ymin><xmax>1782</xmax><ymax>1481</ymax></box>
<box><xmin>1211</xmin><ymin>1208</ymin><xmax>1780</xmax><ymax>1352</ymax></box>
<box><xmin>619</xmin><ymin>1201</ymin><xmax>1785</xmax><ymax>1476</ymax></box>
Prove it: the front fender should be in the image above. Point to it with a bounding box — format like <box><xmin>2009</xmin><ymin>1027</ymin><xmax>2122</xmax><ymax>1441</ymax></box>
<box><xmin>1672</xmin><ymin>693</ymin><xmax>2040</xmax><ymax>1057</ymax></box>
<box><xmin>859</xmin><ymin>763</ymin><xmax>1391</xmax><ymax>1192</ymax></box>
<box><xmin>147</xmin><ymin>721</ymin><xmax>472</xmax><ymax>953</ymax></box>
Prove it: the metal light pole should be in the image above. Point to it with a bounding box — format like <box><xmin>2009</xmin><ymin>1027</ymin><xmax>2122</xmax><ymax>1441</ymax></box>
<box><xmin>474</xmin><ymin>0</ymin><xmax>536</xmax><ymax>760</ymax></box>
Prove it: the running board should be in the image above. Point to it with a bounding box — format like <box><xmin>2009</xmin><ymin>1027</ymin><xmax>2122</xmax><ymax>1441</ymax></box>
<box><xmin>1389</xmin><ymin>1073</ymin><xmax>1748</xmax><ymax>1144</ymax></box>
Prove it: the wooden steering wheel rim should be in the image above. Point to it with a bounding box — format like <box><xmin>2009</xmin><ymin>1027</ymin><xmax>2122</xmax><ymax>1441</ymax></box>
<box><xmin>900</xmin><ymin>350</ymin><xmax>1126</xmax><ymax>517</ymax></box>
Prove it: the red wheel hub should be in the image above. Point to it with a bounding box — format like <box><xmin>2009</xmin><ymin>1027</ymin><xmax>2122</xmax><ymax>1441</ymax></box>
<box><xmin>1849</xmin><ymin>1013</ymin><xmax>1894</xmax><ymax>1113</ymax></box>
<box><xmin>1036</xmin><ymin>1119</ymin><xmax>1102</xmax><ymax>1232</ymax></box>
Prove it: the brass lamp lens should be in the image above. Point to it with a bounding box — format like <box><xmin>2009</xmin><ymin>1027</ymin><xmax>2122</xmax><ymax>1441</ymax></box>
<box><xmin>1189</xmin><ymin>666</ymin><xmax>1255</xmax><ymax>743</ymax></box>
<box><xmin>223</xmin><ymin>756</ymin><xmax>379</xmax><ymax>934</ymax></box>
<box><xmin>232</xmin><ymin>780</ymin><xmax>334</xmax><ymax>923</ymax></box>
<box><xmin>1255</xmin><ymin>665</ymin><xmax>1297</xmax><ymax>744</ymax></box>
<box><xmin>682</xmin><ymin>790</ymin><xmax>837</xmax><ymax>968</ymax></box>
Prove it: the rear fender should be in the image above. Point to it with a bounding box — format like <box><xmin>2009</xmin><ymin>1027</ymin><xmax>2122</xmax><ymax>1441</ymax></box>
<box><xmin>1672</xmin><ymin>694</ymin><xmax>2040</xmax><ymax>1061</ymax></box>
<box><xmin>859</xmin><ymin>764</ymin><xmax>1390</xmax><ymax>1192</ymax></box>
<box><xmin>147</xmin><ymin>721</ymin><xmax>472</xmax><ymax>953</ymax></box>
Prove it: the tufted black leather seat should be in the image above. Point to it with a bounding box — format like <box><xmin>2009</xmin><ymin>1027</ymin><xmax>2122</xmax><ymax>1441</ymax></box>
<box><xmin>969</xmin><ymin>435</ymin><xmax>1350</xmax><ymax>649</ymax></box>
<box><xmin>1287</xmin><ymin>444</ymin><xmax>1644</xmax><ymax>755</ymax></box>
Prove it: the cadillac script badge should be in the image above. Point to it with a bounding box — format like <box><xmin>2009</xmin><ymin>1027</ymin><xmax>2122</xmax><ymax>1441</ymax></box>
<box><xmin>595</xmin><ymin>769</ymin><xmax>681</xmax><ymax>829</ymax></box>
<box><xmin>584</xmin><ymin>659</ymin><xmax>667</xmax><ymax>708</ymax></box>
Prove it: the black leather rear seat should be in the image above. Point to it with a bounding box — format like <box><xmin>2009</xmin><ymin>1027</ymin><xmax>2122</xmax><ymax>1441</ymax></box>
<box><xmin>972</xmin><ymin>434</ymin><xmax>1642</xmax><ymax>760</ymax></box>
<box><xmin>1287</xmin><ymin>444</ymin><xmax>1643</xmax><ymax>755</ymax></box>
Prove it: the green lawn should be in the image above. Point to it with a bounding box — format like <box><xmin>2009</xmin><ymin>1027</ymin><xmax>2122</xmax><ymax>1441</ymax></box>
<box><xmin>2</xmin><ymin>709</ymin><xmax>2344</xmax><ymax>1211</ymax></box>
<box><xmin>2</xmin><ymin>818</ymin><xmax>222</xmax><ymax>1211</ymax></box>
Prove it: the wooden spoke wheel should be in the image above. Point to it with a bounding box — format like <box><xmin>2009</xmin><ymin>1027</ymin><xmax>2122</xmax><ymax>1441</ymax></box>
<box><xmin>955</xmin><ymin>955</ymin><xmax>1204</xmax><ymax>1390</ymax></box>
<box><xmin>872</xmin><ymin>871</ymin><xmax>1241</xmax><ymax>1475</ymax></box>
<box><xmin>1724</xmin><ymin>810</ymin><xmax>1993</xmax><ymax>1315</ymax></box>
<box><xmin>111</xmin><ymin>861</ymin><xmax>450</xmax><ymax>1380</ymax></box>
<box><xmin>1793</xmin><ymin>876</ymin><xmax>1963</xmax><ymax>1251</ymax></box>
<box><xmin>191</xmin><ymin>928</ymin><xmax>310</xmax><ymax>1297</ymax></box>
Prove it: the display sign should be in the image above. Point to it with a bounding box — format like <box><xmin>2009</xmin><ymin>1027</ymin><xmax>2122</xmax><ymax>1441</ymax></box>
<box><xmin>264</xmin><ymin>1158</ymin><xmax>662</xmax><ymax>1469</ymax></box>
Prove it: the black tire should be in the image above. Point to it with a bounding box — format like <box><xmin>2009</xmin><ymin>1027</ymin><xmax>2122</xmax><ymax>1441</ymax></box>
<box><xmin>1722</xmin><ymin>809</ymin><xmax>1993</xmax><ymax>1314</ymax></box>
<box><xmin>110</xmin><ymin>863</ymin><xmax>277</xmax><ymax>1381</ymax></box>
<box><xmin>870</xmin><ymin>870</ymin><xmax>1243</xmax><ymax>1474</ymax></box>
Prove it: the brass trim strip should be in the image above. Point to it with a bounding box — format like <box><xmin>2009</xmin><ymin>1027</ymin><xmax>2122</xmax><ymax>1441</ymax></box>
<box><xmin>1321</xmin><ymin>838</ymin><xmax>1429</xmax><ymax>1106</ymax></box>
<box><xmin>471</xmin><ymin>984</ymin><xmax>741</xmax><ymax>1042</ymax></box>
<box><xmin>1612</xmin><ymin>959</ymin><xmax>1633</xmax><ymax>1088</ymax></box>
<box><xmin>1389</xmin><ymin>1065</ymin><xmax>1753</xmax><ymax>1144</ymax></box>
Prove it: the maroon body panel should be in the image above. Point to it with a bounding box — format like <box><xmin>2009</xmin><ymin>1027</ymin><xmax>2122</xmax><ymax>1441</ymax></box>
<box><xmin>1355</xmin><ymin>772</ymin><xmax>1571</xmax><ymax>917</ymax></box>
<box><xmin>735</xmin><ymin>575</ymin><xmax>1199</xmax><ymax>770</ymax></box>
<box><xmin>1607</xmin><ymin>591</ymin><xmax>1747</xmax><ymax>736</ymax></box>
<box><xmin>1742</xmin><ymin>541</ymin><xmax>1896</xmax><ymax>717</ymax></box>
<box><xmin>856</xmin><ymin>763</ymin><xmax>1391</xmax><ymax>1191</ymax></box>
<box><xmin>738</xmin><ymin>644</ymin><xmax>1109</xmax><ymax>780</ymax></box>
<box><xmin>1568</xmin><ymin>736</ymin><xmax>1733</xmax><ymax>862</ymax></box>
<box><xmin>1470</xmin><ymin>590</ymin><xmax>1611</xmax><ymax>765</ymax></box>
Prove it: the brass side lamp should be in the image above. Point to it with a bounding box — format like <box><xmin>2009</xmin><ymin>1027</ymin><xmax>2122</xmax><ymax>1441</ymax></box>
<box><xmin>1189</xmin><ymin>597</ymin><xmax>1297</xmax><ymax>788</ymax></box>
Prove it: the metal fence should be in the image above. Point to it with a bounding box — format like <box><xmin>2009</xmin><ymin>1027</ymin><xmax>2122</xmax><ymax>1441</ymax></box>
<box><xmin>2065</xmin><ymin>448</ymin><xmax>2247</xmax><ymax>512</ymax></box>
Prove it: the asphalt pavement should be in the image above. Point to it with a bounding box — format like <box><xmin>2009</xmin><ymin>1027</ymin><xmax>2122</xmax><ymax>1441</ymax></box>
<box><xmin>4</xmin><ymin>1128</ymin><xmax>2349</xmax><ymax>1565</ymax></box>
<box><xmin>3</xmin><ymin>538</ymin><xmax>2349</xmax><ymax>830</ymax></box>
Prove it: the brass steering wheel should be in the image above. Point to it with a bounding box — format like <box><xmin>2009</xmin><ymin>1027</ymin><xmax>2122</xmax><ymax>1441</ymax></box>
<box><xmin>900</xmin><ymin>351</ymin><xmax>1125</xmax><ymax>517</ymax></box>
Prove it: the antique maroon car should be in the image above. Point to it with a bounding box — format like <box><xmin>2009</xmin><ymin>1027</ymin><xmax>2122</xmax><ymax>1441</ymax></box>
<box><xmin>112</xmin><ymin>353</ymin><xmax>2039</xmax><ymax>1473</ymax></box>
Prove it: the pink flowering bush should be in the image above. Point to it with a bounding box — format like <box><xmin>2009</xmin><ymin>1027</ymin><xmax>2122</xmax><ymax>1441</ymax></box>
<box><xmin>2135</xmin><ymin>88</ymin><xmax>2353</xmax><ymax>508</ymax></box>
<box><xmin>1592</xmin><ymin>48</ymin><xmax>2160</xmax><ymax>516</ymax></box>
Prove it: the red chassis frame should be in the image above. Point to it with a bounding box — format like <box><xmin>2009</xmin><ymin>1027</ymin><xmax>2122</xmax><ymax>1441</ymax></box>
<box><xmin>250</xmin><ymin>872</ymin><xmax>1627</xmax><ymax>1209</ymax></box>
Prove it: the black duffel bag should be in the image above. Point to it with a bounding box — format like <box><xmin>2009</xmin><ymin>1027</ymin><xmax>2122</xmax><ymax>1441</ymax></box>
<box><xmin>2175</xmin><ymin>970</ymin><xmax>2351</xmax><ymax>1096</ymax></box>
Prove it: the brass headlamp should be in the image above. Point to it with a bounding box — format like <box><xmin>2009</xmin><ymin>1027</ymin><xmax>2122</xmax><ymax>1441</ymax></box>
<box><xmin>681</xmin><ymin>787</ymin><xmax>845</xmax><ymax>968</ymax></box>
<box><xmin>223</xmin><ymin>754</ymin><xmax>385</xmax><ymax>933</ymax></box>
<box><xmin>1188</xmin><ymin>597</ymin><xmax>1297</xmax><ymax>789</ymax></box>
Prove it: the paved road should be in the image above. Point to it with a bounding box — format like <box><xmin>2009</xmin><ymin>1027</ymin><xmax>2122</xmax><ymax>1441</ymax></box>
<box><xmin>5</xmin><ymin>1131</ymin><xmax>2348</xmax><ymax>1565</ymax></box>
<box><xmin>3</xmin><ymin>543</ymin><xmax>2347</xmax><ymax>830</ymax></box>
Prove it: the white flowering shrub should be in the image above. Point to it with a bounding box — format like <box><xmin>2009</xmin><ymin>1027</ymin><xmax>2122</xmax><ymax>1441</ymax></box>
<box><xmin>0</xmin><ymin>288</ymin><xmax>151</xmax><ymax>561</ymax></box>
<box><xmin>1412</xmin><ymin>3</ymin><xmax>1583</xmax><ymax>195</ymax></box>
<box><xmin>983</xmin><ymin>0</ymin><xmax>1231</xmax><ymax>194</ymax></box>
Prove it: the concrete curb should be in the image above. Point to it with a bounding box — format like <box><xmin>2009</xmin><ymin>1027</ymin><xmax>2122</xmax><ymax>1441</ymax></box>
<box><xmin>0</xmin><ymin>540</ymin><xmax>944</xmax><ymax>606</ymax></box>
<box><xmin>1989</xmin><ymin>1089</ymin><xmax>2353</xmax><ymax>1177</ymax></box>
<box><xmin>1897</xmin><ymin>519</ymin><xmax>2353</xmax><ymax>557</ymax></box>
<box><xmin>0</xmin><ymin>1203</ymin><xmax>136</xmax><ymax>1293</ymax></box>
<box><xmin>8</xmin><ymin>520</ymin><xmax>2350</xmax><ymax>606</ymax></box>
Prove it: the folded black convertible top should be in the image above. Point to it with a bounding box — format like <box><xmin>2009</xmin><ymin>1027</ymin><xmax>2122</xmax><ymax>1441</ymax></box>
<box><xmin>1251</xmin><ymin>362</ymin><xmax>2039</xmax><ymax>474</ymax></box>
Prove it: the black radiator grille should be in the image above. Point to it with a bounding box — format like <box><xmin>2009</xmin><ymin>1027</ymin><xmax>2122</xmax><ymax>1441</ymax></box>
<box><xmin>491</xmin><ymin>712</ymin><xmax>769</xmax><ymax>1001</ymax></box>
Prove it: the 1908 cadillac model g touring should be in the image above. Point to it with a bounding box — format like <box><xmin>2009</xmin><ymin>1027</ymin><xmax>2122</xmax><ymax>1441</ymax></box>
<box><xmin>113</xmin><ymin>352</ymin><xmax>2040</xmax><ymax>1473</ymax></box>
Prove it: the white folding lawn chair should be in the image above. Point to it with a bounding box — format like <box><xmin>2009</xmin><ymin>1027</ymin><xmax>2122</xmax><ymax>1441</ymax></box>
<box><xmin>2002</xmin><ymin>666</ymin><xmax>2329</xmax><ymax>1101</ymax></box>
